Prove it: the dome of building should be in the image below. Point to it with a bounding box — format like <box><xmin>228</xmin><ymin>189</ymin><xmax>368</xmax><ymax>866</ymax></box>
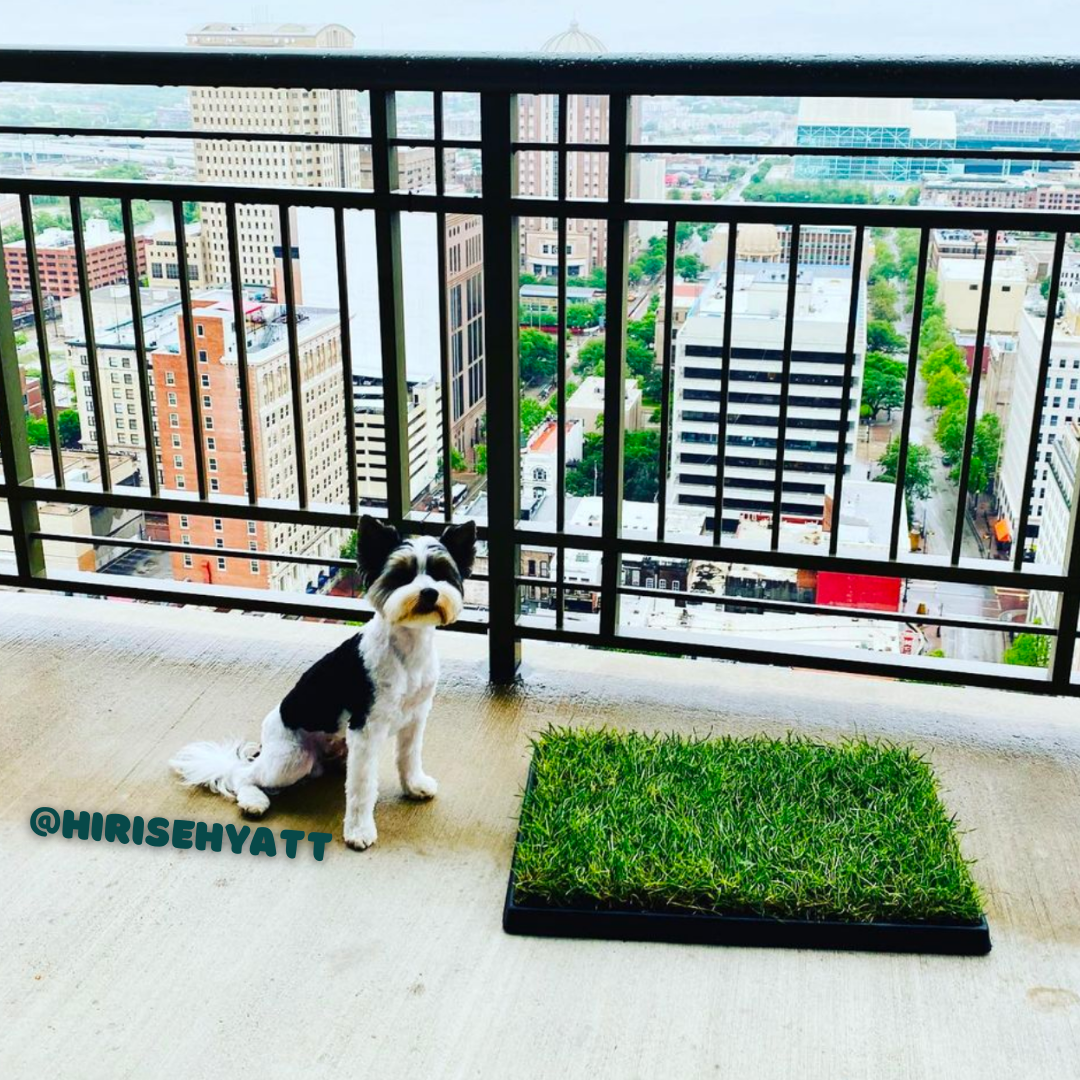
<box><xmin>540</xmin><ymin>20</ymin><xmax>607</xmax><ymax>54</ymax></box>
<box><xmin>736</xmin><ymin>222</ymin><xmax>782</xmax><ymax>262</ymax></box>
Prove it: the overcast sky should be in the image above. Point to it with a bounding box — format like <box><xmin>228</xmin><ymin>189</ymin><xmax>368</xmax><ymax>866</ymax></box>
<box><xmin>1</xmin><ymin>0</ymin><xmax>1076</xmax><ymax>55</ymax></box>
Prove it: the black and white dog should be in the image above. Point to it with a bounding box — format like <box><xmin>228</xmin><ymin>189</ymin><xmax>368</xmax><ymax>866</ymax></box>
<box><xmin>171</xmin><ymin>515</ymin><xmax>476</xmax><ymax>850</ymax></box>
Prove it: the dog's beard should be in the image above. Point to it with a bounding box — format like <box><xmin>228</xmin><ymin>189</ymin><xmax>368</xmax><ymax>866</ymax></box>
<box><xmin>380</xmin><ymin>584</ymin><xmax>462</xmax><ymax>627</ymax></box>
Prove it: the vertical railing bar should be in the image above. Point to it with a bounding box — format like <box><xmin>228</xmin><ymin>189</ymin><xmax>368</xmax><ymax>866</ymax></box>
<box><xmin>435</xmin><ymin>212</ymin><xmax>453</xmax><ymax>523</ymax></box>
<box><xmin>712</xmin><ymin>221</ymin><xmax>739</xmax><ymax>548</ymax></box>
<box><xmin>225</xmin><ymin>202</ymin><xmax>259</xmax><ymax>507</ymax></box>
<box><xmin>18</xmin><ymin>194</ymin><xmax>64</xmax><ymax>487</ymax></box>
<box><xmin>556</xmin><ymin>91</ymin><xmax>568</xmax><ymax>541</ymax></box>
<box><xmin>333</xmin><ymin>206</ymin><xmax>359</xmax><ymax>516</ymax></box>
<box><xmin>277</xmin><ymin>205</ymin><xmax>308</xmax><ymax>509</ymax></box>
<box><xmin>828</xmin><ymin>225</ymin><xmax>866</xmax><ymax>556</ymax></box>
<box><xmin>433</xmin><ymin>94</ymin><xmax>454</xmax><ymax>522</ymax></box>
<box><xmin>889</xmin><ymin>227</ymin><xmax>930</xmax><ymax>561</ymax></box>
<box><xmin>599</xmin><ymin>93</ymin><xmax>631</xmax><ymax>639</ymax></box>
<box><xmin>0</xmin><ymin>232</ymin><xmax>44</xmax><ymax>580</ymax></box>
<box><xmin>69</xmin><ymin>197</ymin><xmax>111</xmax><ymax>493</ymax></box>
<box><xmin>770</xmin><ymin>222</ymin><xmax>801</xmax><ymax>551</ymax></box>
<box><xmin>950</xmin><ymin>226</ymin><xmax>998</xmax><ymax>565</ymax></box>
<box><xmin>656</xmin><ymin>220</ymin><xmax>676</xmax><ymax>542</ymax></box>
<box><xmin>433</xmin><ymin>91</ymin><xmax>445</xmax><ymax>199</ymax></box>
<box><xmin>171</xmin><ymin>199</ymin><xmax>206</xmax><ymax>501</ymax></box>
<box><xmin>370</xmin><ymin>88</ymin><xmax>411</xmax><ymax>526</ymax></box>
<box><xmin>1049</xmin><ymin>437</ymin><xmax>1080</xmax><ymax>690</ymax></box>
<box><xmin>119</xmin><ymin>199</ymin><xmax>158</xmax><ymax>497</ymax></box>
<box><xmin>1015</xmin><ymin>230</ymin><xmax>1066</xmax><ymax>570</ymax></box>
<box><xmin>480</xmin><ymin>90</ymin><xmax>521</xmax><ymax>682</ymax></box>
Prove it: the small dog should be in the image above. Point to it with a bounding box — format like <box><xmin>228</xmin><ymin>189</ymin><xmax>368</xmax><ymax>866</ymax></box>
<box><xmin>170</xmin><ymin>514</ymin><xmax>476</xmax><ymax>850</ymax></box>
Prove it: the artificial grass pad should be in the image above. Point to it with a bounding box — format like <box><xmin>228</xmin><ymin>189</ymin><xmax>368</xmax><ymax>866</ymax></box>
<box><xmin>512</xmin><ymin>729</ymin><xmax>985</xmax><ymax>924</ymax></box>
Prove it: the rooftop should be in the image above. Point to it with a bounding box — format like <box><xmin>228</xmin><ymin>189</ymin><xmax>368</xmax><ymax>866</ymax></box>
<box><xmin>526</xmin><ymin>417</ymin><xmax>578</xmax><ymax>455</ymax></box>
<box><xmin>938</xmin><ymin>256</ymin><xmax>1028</xmax><ymax>283</ymax></box>
<box><xmin>3</xmin><ymin>593</ymin><xmax>1079</xmax><ymax>1078</ymax></box>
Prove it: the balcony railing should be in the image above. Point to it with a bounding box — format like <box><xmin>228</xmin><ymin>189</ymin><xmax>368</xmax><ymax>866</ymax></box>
<box><xmin>1</xmin><ymin>48</ymin><xmax>1079</xmax><ymax>694</ymax></box>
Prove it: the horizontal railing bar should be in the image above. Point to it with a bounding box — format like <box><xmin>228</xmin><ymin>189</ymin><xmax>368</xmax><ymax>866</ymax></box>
<box><xmin>516</xmin><ymin>624</ymin><xmax>1061</xmax><ymax>695</ymax></box>
<box><xmin>511</xmin><ymin>524</ymin><xmax>1069</xmax><ymax>591</ymax></box>
<box><xmin>3</xmin><ymin>478</ymin><xmax>1070</xmax><ymax>593</ymax></box>
<box><xmin>4</xmin><ymin>174</ymin><xmax>1080</xmax><ymax>231</ymax></box>
<box><xmin>4</xmin><ymin>48</ymin><xmax>1080</xmax><ymax>99</ymax></box>
<box><xmin>0</xmin><ymin>567</ymin><xmax>489</xmax><ymax>632</ymax></box>
<box><xmin>25</xmin><ymin>530</ymin><xmax>491</xmax><ymax>582</ymax></box>
<box><xmin>620</xmin><ymin>142</ymin><xmax>1080</xmax><ymax>161</ymax></box>
<box><xmin>612</xmin><ymin>583</ymin><xmax>1057</xmax><ymax>635</ymax></box>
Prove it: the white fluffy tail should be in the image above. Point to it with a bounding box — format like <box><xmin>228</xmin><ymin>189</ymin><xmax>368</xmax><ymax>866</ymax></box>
<box><xmin>170</xmin><ymin>739</ymin><xmax>260</xmax><ymax>800</ymax></box>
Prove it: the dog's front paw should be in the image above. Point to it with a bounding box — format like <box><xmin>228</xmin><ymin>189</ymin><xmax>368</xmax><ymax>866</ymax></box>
<box><xmin>343</xmin><ymin>819</ymin><xmax>378</xmax><ymax>851</ymax></box>
<box><xmin>403</xmin><ymin>773</ymin><xmax>439</xmax><ymax>800</ymax></box>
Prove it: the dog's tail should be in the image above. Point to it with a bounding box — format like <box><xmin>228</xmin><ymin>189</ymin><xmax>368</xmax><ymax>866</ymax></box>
<box><xmin>170</xmin><ymin>739</ymin><xmax>259</xmax><ymax>800</ymax></box>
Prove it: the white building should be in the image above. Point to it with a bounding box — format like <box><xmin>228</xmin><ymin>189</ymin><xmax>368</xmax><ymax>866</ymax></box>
<box><xmin>937</xmin><ymin>256</ymin><xmax>1028</xmax><ymax>334</ymax></box>
<box><xmin>567</xmin><ymin>376</ymin><xmax>644</xmax><ymax>435</ymax></box>
<box><xmin>520</xmin><ymin>418</ymin><xmax>583</xmax><ymax>516</ymax></box>
<box><xmin>352</xmin><ymin>371</ymin><xmax>443</xmax><ymax>507</ymax></box>
<box><xmin>1031</xmin><ymin>421</ymin><xmax>1079</xmax><ymax>627</ymax></box>
<box><xmin>998</xmin><ymin>296</ymin><xmax>1080</xmax><ymax>553</ymax></box>
<box><xmin>670</xmin><ymin>252</ymin><xmax>866</xmax><ymax>538</ymax></box>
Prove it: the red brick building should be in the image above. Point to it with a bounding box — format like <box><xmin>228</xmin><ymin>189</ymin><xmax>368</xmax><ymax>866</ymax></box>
<box><xmin>4</xmin><ymin>219</ymin><xmax>148</xmax><ymax>300</ymax></box>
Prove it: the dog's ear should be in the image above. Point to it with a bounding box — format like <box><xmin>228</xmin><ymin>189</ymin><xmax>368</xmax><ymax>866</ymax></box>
<box><xmin>357</xmin><ymin>514</ymin><xmax>401</xmax><ymax>588</ymax></box>
<box><xmin>440</xmin><ymin>520</ymin><xmax>477</xmax><ymax>579</ymax></box>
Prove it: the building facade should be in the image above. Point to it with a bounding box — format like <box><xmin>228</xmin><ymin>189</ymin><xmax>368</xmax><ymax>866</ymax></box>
<box><xmin>937</xmin><ymin>256</ymin><xmax>1027</xmax><ymax>334</ymax></box>
<box><xmin>670</xmin><ymin>262</ymin><xmax>865</xmax><ymax>536</ymax></box>
<box><xmin>1030</xmin><ymin>421</ymin><xmax>1079</xmax><ymax>626</ymax></box>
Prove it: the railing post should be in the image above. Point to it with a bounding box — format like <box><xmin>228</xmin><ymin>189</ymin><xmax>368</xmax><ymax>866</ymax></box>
<box><xmin>0</xmin><ymin>231</ymin><xmax>44</xmax><ymax>580</ymax></box>
<box><xmin>599</xmin><ymin>93</ymin><xmax>631</xmax><ymax>639</ymax></box>
<box><xmin>480</xmin><ymin>90</ymin><xmax>521</xmax><ymax>683</ymax></box>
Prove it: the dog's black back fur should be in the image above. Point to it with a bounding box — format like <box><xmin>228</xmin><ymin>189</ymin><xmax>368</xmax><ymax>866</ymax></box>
<box><xmin>279</xmin><ymin>632</ymin><xmax>375</xmax><ymax>734</ymax></box>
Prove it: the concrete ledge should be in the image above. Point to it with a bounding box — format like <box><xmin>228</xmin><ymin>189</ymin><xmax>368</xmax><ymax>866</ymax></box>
<box><xmin>2</xmin><ymin>593</ymin><xmax>1079</xmax><ymax>1079</ymax></box>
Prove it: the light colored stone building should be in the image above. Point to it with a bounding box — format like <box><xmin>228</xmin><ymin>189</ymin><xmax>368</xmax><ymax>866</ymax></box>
<box><xmin>567</xmin><ymin>376</ymin><xmax>644</xmax><ymax>435</ymax></box>
<box><xmin>938</xmin><ymin>256</ymin><xmax>1027</xmax><ymax>334</ymax></box>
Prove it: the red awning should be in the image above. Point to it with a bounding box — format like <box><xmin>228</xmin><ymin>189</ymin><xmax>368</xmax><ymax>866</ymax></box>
<box><xmin>993</xmin><ymin>519</ymin><xmax>1011</xmax><ymax>543</ymax></box>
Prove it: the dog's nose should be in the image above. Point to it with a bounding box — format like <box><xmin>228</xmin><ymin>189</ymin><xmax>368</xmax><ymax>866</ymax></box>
<box><xmin>419</xmin><ymin>587</ymin><xmax>439</xmax><ymax>606</ymax></box>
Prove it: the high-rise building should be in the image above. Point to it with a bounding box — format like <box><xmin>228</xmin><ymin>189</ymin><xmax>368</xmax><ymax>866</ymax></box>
<box><xmin>444</xmin><ymin>213</ymin><xmax>486</xmax><ymax>458</ymax></box>
<box><xmin>670</xmin><ymin>231</ymin><xmax>866</xmax><ymax>537</ymax></box>
<box><xmin>795</xmin><ymin>98</ymin><xmax>956</xmax><ymax>182</ymax></box>
<box><xmin>186</xmin><ymin>23</ymin><xmax>362</xmax><ymax>296</ymax></box>
<box><xmin>998</xmin><ymin>294</ymin><xmax>1080</xmax><ymax>552</ymax></box>
<box><xmin>1030</xmin><ymin>420</ymin><xmax>1078</xmax><ymax>626</ymax></box>
<box><xmin>352</xmin><ymin>371</ymin><xmax>442</xmax><ymax>506</ymax></box>
<box><xmin>518</xmin><ymin>23</ymin><xmax>615</xmax><ymax>277</ymax></box>
<box><xmin>149</xmin><ymin>291</ymin><xmax>348</xmax><ymax>592</ymax></box>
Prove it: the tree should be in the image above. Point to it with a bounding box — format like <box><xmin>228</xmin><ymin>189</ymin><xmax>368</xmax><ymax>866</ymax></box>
<box><xmin>583</xmin><ymin>267</ymin><xmax>606</xmax><ymax>289</ymax></box>
<box><xmin>935</xmin><ymin>400</ymin><xmax>968</xmax><ymax>464</ymax></box>
<box><xmin>921</xmin><ymin>343</ymin><xmax>967</xmax><ymax>381</ymax></box>
<box><xmin>519</xmin><ymin>328</ymin><xmax>558</xmax><ymax>386</ymax></box>
<box><xmin>926</xmin><ymin>368</ymin><xmax>968</xmax><ymax>411</ymax></box>
<box><xmin>674</xmin><ymin>253</ymin><xmax>705</xmax><ymax>282</ymax></box>
<box><xmin>2</xmin><ymin>221</ymin><xmax>24</xmax><ymax>244</ymax></box>
<box><xmin>1004</xmin><ymin>629</ymin><xmax>1049</xmax><ymax>668</ymax></box>
<box><xmin>674</xmin><ymin>222</ymin><xmax>695</xmax><ymax>247</ymax></box>
<box><xmin>625</xmin><ymin>340</ymin><xmax>654</xmax><ymax>380</ymax></box>
<box><xmin>966</xmin><ymin>412</ymin><xmax>1002</xmax><ymax>495</ymax></box>
<box><xmin>669</xmin><ymin>188</ymin><xmax>683</xmax><ymax>201</ymax></box>
<box><xmin>566</xmin><ymin>303</ymin><xmax>599</xmax><ymax>329</ymax></box>
<box><xmin>876</xmin><ymin>437</ymin><xmax>934</xmax><ymax>504</ymax></box>
<box><xmin>869</xmin><ymin>278</ymin><xmax>899</xmax><ymax>323</ymax></box>
<box><xmin>641</xmin><ymin>366</ymin><xmax>664</xmax><ymax>403</ymax></box>
<box><xmin>638</xmin><ymin>254</ymin><xmax>665</xmax><ymax>279</ymax></box>
<box><xmin>474</xmin><ymin>445</ymin><xmax>488</xmax><ymax>476</ymax></box>
<box><xmin>575</xmin><ymin>338</ymin><xmax>606</xmax><ymax>377</ymax></box>
<box><xmin>866</xmin><ymin>320</ymin><xmax>907</xmax><ymax>354</ymax></box>
<box><xmin>564</xmin><ymin>429</ymin><xmax>661</xmax><ymax>501</ymax></box>
<box><xmin>519</xmin><ymin>272</ymin><xmax>538</xmax><ymax>286</ymax></box>
<box><xmin>57</xmin><ymin>409</ymin><xmax>81</xmax><ymax>449</ymax></box>
<box><xmin>520</xmin><ymin>397</ymin><xmax>555</xmax><ymax>441</ymax></box>
<box><xmin>627</xmin><ymin>311</ymin><xmax>655</xmax><ymax>348</ymax></box>
<box><xmin>861</xmin><ymin>352</ymin><xmax>907</xmax><ymax>420</ymax></box>
<box><xmin>26</xmin><ymin>416</ymin><xmax>49</xmax><ymax>446</ymax></box>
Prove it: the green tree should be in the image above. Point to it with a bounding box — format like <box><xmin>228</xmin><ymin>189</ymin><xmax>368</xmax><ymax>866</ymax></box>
<box><xmin>876</xmin><ymin>437</ymin><xmax>934</xmax><ymax>504</ymax></box>
<box><xmin>474</xmin><ymin>445</ymin><xmax>488</xmax><ymax>475</ymax></box>
<box><xmin>625</xmin><ymin>339</ymin><xmax>654</xmax><ymax>380</ymax></box>
<box><xmin>861</xmin><ymin>352</ymin><xmax>907</xmax><ymax>421</ymax></box>
<box><xmin>627</xmin><ymin>311</ymin><xmax>656</xmax><ymax>348</ymax></box>
<box><xmin>867</xmin><ymin>320</ymin><xmax>907</xmax><ymax>354</ymax></box>
<box><xmin>669</xmin><ymin>188</ymin><xmax>683</xmax><ymax>201</ymax></box>
<box><xmin>26</xmin><ymin>416</ymin><xmax>50</xmax><ymax>446</ymax></box>
<box><xmin>674</xmin><ymin>222</ymin><xmax>695</xmax><ymax>247</ymax></box>
<box><xmin>519</xmin><ymin>272</ymin><xmax>538</xmax><ymax>286</ymax></box>
<box><xmin>57</xmin><ymin>409</ymin><xmax>81</xmax><ymax>449</ymax></box>
<box><xmin>1003</xmin><ymin>629</ymin><xmax>1050</xmax><ymax>668</ymax></box>
<box><xmin>935</xmin><ymin>400</ymin><xmax>968</xmax><ymax>463</ymax></box>
<box><xmin>564</xmin><ymin>429</ymin><xmax>661</xmax><ymax>501</ymax></box>
<box><xmin>520</xmin><ymin>397</ymin><xmax>555</xmax><ymax>441</ymax></box>
<box><xmin>921</xmin><ymin>343</ymin><xmax>968</xmax><ymax>381</ymax></box>
<box><xmin>566</xmin><ymin>303</ymin><xmax>599</xmax><ymax>329</ymax></box>
<box><xmin>674</xmin><ymin>253</ymin><xmax>705</xmax><ymax>281</ymax></box>
<box><xmin>926</xmin><ymin>368</ymin><xmax>968</xmax><ymax>411</ymax></box>
<box><xmin>966</xmin><ymin>412</ymin><xmax>1002</xmax><ymax>495</ymax></box>
<box><xmin>575</xmin><ymin>338</ymin><xmax>607</xmax><ymax>377</ymax></box>
<box><xmin>2</xmin><ymin>221</ymin><xmax>24</xmax><ymax>244</ymax></box>
<box><xmin>869</xmin><ymin>278</ymin><xmax>899</xmax><ymax>323</ymax></box>
<box><xmin>519</xmin><ymin>328</ymin><xmax>558</xmax><ymax>386</ymax></box>
<box><xmin>583</xmin><ymin>267</ymin><xmax>606</xmax><ymax>289</ymax></box>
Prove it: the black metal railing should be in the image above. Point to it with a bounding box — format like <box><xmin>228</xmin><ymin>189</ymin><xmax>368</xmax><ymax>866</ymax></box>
<box><xmin>0</xmin><ymin>48</ymin><xmax>1079</xmax><ymax>695</ymax></box>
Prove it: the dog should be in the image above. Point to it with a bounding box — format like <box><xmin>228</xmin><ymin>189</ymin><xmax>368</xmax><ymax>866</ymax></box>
<box><xmin>170</xmin><ymin>514</ymin><xmax>476</xmax><ymax>850</ymax></box>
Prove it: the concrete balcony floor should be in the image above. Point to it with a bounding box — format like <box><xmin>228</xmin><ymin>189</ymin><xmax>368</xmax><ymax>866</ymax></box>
<box><xmin>1</xmin><ymin>592</ymin><xmax>1079</xmax><ymax>1079</ymax></box>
